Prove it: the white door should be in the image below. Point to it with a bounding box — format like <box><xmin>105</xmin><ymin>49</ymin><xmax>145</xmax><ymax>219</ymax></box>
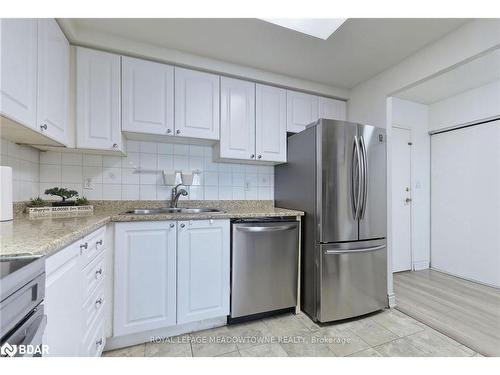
<box><xmin>122</xmin><ymin>56</ymin><xmax>174</xmax><ymax>136</ymax></box>
<box><xmin>36</xmin><ymin>19</ymin><xmax>69</xmax><ymax>144</ymax></box>
<box><xmin>255</xmin><ymin>84</ymin><xmax>287</xmax><ymax>162</ymax></box>
<box><xmin>318</xmin><ymin>97</ymin><xmax>346</xmax><ymax>121</ymax></box>
<box><xmin>177</xmin><ymin>220</ymin><xmax>230</xmax><ymax>324</ymax></box>
<box><xmin>114</xmin><ymin>221</ymin><xmax>177</xmax><ymax>336</ymax></box>
<box><xmin>220</xmin><ymin>77</ymin><xmax>256</xmax><ymax>160</ymax></box>
<box><xmin>76</xmin><ymin>47</ymin><xmax>122</xmax><ymax>151</ymax></box>
<box><xmin>392</xmin><ymin>127</ymin><xmax>412</xmax><ymax>272</ymax></box>
<box><xmin>44</xmin><ymin>242</ymin><xmax>82</xmax><ymax>357</ymax></box>
<box><xmin>286</xmin><ymin>90</ymin><xmax>319</xmax><ymax>133</ymax></box>
<box><xmin>174</xmin><ymin>67</ymin><xmax>220</xmax><ymax>140</ymax></box>
<box><xmin>0</xmin><ymin>19</ymin><xmax>38</xmax><ymax>130</ymax></box>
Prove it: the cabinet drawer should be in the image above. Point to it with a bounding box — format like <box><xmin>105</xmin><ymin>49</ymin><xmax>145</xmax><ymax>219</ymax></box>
<box><xmin>82</xmin><ymin>252</ymin><xmax>105</xmax><ymax>303</ymax></box>
<box><xmin>81</xmin><ymin>310</ymin><xmax>105</xmax><ymax>357</ymax></box>
<box><xmin>79</xmin><ymin>227</ymin><xmax>106</xmax><ymax>266</ymax></box>
<box><xmin>82</xmin><ymin>281</ymin><xmax>105</xmax><ymax>337</ymax></box>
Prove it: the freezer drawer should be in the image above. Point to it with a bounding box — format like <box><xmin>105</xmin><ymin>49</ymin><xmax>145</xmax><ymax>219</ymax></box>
<box><xmin>318</xmin><ymin>240</ymin><xmax>387</xmax><ymax>322</ymax></box>
<box><xmin>231</xmin><ymin>220</ymin><xmax>299</xmax><ymax>318</ymax></box>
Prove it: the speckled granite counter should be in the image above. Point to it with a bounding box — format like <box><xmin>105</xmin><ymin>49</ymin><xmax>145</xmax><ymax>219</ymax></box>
<box><xmin>1</xmin><ymin>201</ymin><xmax>303</xmax><ymax>258</ymax></box>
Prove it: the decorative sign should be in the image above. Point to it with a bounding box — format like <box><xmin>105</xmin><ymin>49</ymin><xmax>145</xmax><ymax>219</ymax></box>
<box><xmin>28</xmin><ymin>205</ymin><xmax>94</xmax><ymax>218</ymax></box>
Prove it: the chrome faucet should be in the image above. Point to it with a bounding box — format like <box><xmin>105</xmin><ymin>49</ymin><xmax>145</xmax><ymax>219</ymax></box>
<box><xmin>170</xmin><ymin>184</ymin><xmax>188</xmax><ymax>208</ymax></box>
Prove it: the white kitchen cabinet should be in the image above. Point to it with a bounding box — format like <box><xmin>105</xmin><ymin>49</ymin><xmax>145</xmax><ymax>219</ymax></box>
<box><xmin>76</xmin><ymin>47</ymin><xmax>123</xmax><ymax>151</ymax></box>
<box><xmin>286</xmin><ymin>90</ymin><xmax>319</xmax><ymax>133</ymax></box>
<box><xmin>114</xmin><ymin>221</ymin><xmax>177</xmax><ymax>336</ymax></box>
<box><xmin>122</xmin><ymin>56</ymin><xmax>174</xmax><ymax>136</ymax></box>
<box><xmin>36</xmin><ymin>19</ymin><xmax>69</xmax><ymax>144</ymax></box>
<box><xmin>177</xmin><ymin>220</ymin><xmax>230</xmax><ymax>324</ymax></box>
<box><xmin>44</xmin><ymin>242</ymin><xmax>82</xmax><ymax>357</ymax></box>
<box><xmin>256</xmin><ymin>84</ymin><xmax>287</xmax><ymax>162</ymax></box>
<box><xmin>174</xmin><ymin>67</ymin><xmax>220</xmax><ymax>140</ymax></box>
<box><xmin>220</xmin><ymin>77</ymin><xmax>256</xmax><ymax>160</ymax></box>
<box><xmin>0</xmin><ymin>19</ymin><xmax>38</xmax><ymax>130</ymax></box>
<box><xmin>318</xmin><ymin>96</ymin><xmax>346</xmax><ymax>121</ymax></box>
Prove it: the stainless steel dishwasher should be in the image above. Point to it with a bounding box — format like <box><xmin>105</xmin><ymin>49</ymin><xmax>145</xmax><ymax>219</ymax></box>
<box><xmin>230</xmin><ymin>218</ymin><xmax>299</xmax><ymax>320</ymax></box>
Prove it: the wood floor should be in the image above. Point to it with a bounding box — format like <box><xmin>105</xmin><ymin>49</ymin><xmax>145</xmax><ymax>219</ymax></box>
<box><xmin>394</xmin><ymin>269</ymin><xmax>500</xmax><ymax>357</ymax></box>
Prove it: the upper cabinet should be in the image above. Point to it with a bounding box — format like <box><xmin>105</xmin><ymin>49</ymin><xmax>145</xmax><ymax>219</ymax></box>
<box><xmin>174</xmin><ymin>67</ymin><xmax>220</xmax><ymax>140</ymax></box>
<box><xmin>286</xmin><ymin>90</ymin><xmax>319</xmax><ymax>133</ymax></box>
<box><xmin>319</xmin><ymin>96</ymin><xmax>347</xmax><ymax>121</ymax></box>
<box><xmin>220</xmin><ymin>77</ymin><xmax>256</xmax><ymax>160</ymax></box>
<box><xmin>122</xmin><ymin>56</ymin><xmax>174</xmax><ymax>136</ymax></box>
<box><xmin>256</xmin><ymin>84</ymin><xmax>287</xmax><ymax>162</ymax></box>
<box><xmin>76</xmin><ymin>47</ymin><xmax>123</xmax><ymax>151</ymax></box>
<box><xmin>36</xmin><ymin>19</ymin><xmax>69</xmax><ymax>144</ymax></box>
<box><xmin>0</xmin><ymin>18</ymin><xmax>68</xmax><ymax>146</ymax></box>
<box><xmin>0</xmin><ymin>19</ymin><xmax>38</xmax><ymax>130</ymax></box>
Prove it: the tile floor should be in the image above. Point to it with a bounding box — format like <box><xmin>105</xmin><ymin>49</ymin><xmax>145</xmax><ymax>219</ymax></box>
<box><xmin>103</xmin><ymin>309</ymin><xmax>481</xmax><ymax>357</ymax></box>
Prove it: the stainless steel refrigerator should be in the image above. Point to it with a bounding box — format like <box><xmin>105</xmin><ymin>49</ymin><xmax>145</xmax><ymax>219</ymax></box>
<box><xmin>275</xmin><ymin>119</ymin><xmax>387</xmax><ymax>323</ymax></box>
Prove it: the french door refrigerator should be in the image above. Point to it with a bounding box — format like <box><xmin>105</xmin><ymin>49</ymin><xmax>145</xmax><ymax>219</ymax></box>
<box><xmin>275</xmin><ymin>119</ymin><xmax>387</xmax><ymax>322</ymax></box>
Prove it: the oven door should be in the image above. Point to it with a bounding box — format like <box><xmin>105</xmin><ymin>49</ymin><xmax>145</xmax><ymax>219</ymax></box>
<box><xmin>1</xmin><ymin>304</ymin><xmax>47</xmax><ymax>357</ymax></box>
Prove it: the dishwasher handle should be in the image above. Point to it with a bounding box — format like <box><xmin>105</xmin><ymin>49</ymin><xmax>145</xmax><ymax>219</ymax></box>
<box><xmin>236</xmin><ymin>224</ymin><xmax>297</xmax><ymax>233</ymax></box>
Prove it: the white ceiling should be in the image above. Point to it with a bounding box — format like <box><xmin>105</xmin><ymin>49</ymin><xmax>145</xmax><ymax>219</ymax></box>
<box><xmin>66</xmin><ymin>18</ymin><xmax>470</xmax><ymax>89</ymax></box>
<box><xmin>397</xmin><ymin>48</ymin><xmax>500</xmax><ymax>104</ymax></box>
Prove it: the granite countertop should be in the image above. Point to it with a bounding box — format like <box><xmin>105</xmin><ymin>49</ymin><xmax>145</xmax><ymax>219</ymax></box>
<box><xmin>0</xmin><ymin>200</ymin><xmax>303</xmax><ymax>258</ymax></box>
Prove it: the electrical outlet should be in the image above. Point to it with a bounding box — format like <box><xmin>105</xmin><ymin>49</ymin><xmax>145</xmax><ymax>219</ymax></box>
<box><xmin>84</xmin><ymin>178</ymin><xmax>93</xmax><ymax>190</ymax></box>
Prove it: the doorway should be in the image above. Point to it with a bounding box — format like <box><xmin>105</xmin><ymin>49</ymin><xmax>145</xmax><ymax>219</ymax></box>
<box><xmin>391</xmin><ymin>126</ymin><xmax>412</xmax><ymax>272</ymax></box>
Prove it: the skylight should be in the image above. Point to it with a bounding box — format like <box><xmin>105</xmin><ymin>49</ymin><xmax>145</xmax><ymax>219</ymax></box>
<box><xmin>260</xmin><ymin>18</ymin><xmax>347</xmax><ymax>40</ymax></box>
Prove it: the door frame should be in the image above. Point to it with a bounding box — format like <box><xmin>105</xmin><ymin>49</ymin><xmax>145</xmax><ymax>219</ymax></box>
<box><xmin>391</xmin><ymin>125</ymin><xmax>414</xmax><ymax>272</ymax></box>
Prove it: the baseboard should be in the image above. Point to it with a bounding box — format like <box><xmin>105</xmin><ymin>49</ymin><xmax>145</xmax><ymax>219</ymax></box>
<box><xmin>387</xmin><ymin>292</ymin><xmax>396</xmax><ymax>308</ymax></box>
<box><xmin>104</xmin><ymin>316</ymin><xmax>227</xmax><ymax>351</ymax></box>
<box><xmin>413</xmin><ymin>260</ymin><xmax>430</xmax><ymax>271</ymax></box>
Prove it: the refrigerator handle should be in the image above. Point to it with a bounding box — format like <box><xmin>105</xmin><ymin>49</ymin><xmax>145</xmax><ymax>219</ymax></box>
<box><xmin>324</xmin><ymin>244</ymin><xmax>385</xmax><ymax>255</ymax></box>
<box><xmin>352</xmin><ymin>136</ymin><xmax>363</xmax><ymax>220</ymax></box>
<box><xmin>359</xmin><ymin>136</ymin><xmax>368</xmax><ymax>220</ymax></box>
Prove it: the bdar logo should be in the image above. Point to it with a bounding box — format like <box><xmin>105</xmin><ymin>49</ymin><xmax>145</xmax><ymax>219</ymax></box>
<box><xmin>1</xmin><ymin>342</ymin><xmax>17</xmax><ymax>357</ymax></box>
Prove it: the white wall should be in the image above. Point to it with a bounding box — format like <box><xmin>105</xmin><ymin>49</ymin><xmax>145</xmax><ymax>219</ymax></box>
<box><xmin>392</xmin><ymin>98</ymin><xmax>430</xmax><ymax>271</ymax></box>
<box><xmin>429</xmin><ymin>80</ymin><xmax>500</xmax><ymax>130</ymax></box>
<box><xmin>0</xmin><ymin>138</ymin><xmax>40</xmax><ymax>201</ymax></box>
<box><xmin>38</xmin><ymin>140</ymin><xmax>273</xmax><ymax>202</ymax></box>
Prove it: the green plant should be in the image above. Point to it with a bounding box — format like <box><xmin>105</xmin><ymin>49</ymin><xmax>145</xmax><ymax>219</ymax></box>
<box><xmin>44</xmin><ymin>187</ymin><xmax>79</xmax><ymax>202</ymax></box>
<box><xmin>29</xmin><ymin>196</ymin><xmax>46</xmax><ymax>207</ymax></box>
<box><xmin>75</xmin><ymin>196</ymin><xmax>89</xmax><ymax>206</ymax></box>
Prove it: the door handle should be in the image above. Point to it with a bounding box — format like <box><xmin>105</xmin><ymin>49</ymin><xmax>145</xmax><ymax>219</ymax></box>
<box><xmin>237</xmin><ymin>225</ymin><xmax>297</xmax><ymax>232</ymax></box>
<box><xmin>352</xmin><ymin>136</ymin><xmax>363</xmax><ymax>220</ymax></box>
<box><xmin>359</xmin><ymin>136</ymin><xmax>368</xmax><ymax>219</ymax></box>
<box><xmin>325</xmin><ymin>244</ymin><xmax>385</xmax><ymax>255</ymax></box>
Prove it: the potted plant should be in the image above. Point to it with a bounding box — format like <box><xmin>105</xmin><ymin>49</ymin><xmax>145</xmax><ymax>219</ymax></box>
<box><xmin>29</xmin><ymin>196</ymin><xmax>47</xmax><ymax>207</ymax></box>
<box><xmin>75</xmin><ymin>196</ymin><xmax>89</xmax><ymax>206</ymax></box>
<box><xmin>44</xmin><ymin>187</ymin><xmax>79</xmax><ymax>207</ymax></box>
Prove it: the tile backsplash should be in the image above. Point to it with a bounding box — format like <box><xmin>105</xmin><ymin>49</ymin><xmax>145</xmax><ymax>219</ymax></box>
<box><xmin>36</xmin><ymin>140</ymin><xmax>274</xmax><ymax>201</ymax></box>
<box><xmin>0</xmin><ymin>138</ymin><xmax>40</xmax><ymax>202</ymax></box>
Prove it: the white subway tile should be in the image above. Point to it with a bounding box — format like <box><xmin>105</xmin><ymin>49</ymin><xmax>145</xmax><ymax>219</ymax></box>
<box><xmin>40</xmin><ymin>164</ymin><xmax>61</xmax><ymax>183</ymax></box>
<box><xmin>245</xmin><ymin>173</ymin><xmax>258</xmax><ymax>188</ymax></box>
<box><xmin>140</xmin><ymin>153</ymin><xmax>157</xmax><ymax>170</ymax></box>
<box><xmin>156</xmin><ymin>185</ymin><xmax>170</xmax><ymax>201</ymax></box>
<box><xmin>102</xmin><ymin>184</ymin><xmax>122</xmax><ymax>200</ymax></box>
<box><xmin>61</xmin><ymin>165</ymin><xmax>83</xmax><ymax>184</ymax></box>
<box><xmin>189</xmin><ymin>186</ymin><xmax>204</xmax><ymax>200</ymax></box>
<box><xmin>232</xmin><ymin>173</ymin><xmax>245</xmax><ymax>187</ymax></box>
<box><xmin>189</xmin><ymin>145</ymin><xmax>205</xmax><ymax>157</ymax></box>
<box><xmin>219</xmin><ymin>186</ymin><xmax>233</xmax><ymax>200</ymax></box>
<box><xmin>139</xmin><ymin>171</ymin><xmax>158</xmax><ymax>185</ymax></box>
<box><xmin>122</xmin><ymin>184</ymin><xmax>140</xmax><ymax>200</ymax></box>
<box><xmin>126</xmin><ymin>140</ymin><xmax>140</xmax><ymax>152</ymax></box>
<box><xmin>122</xmin><ymin>168</ymin><xmax>140</xmax><ymax>184</ymax></box>
<box><xmin>204</xmin><ymin>157</ymin><xmax>218</xmax><ymax>172</ymax></box>
<box><xmin>258</xmin><ymin>186</ymin><xmax>271</xmax><ymax>200</ymax></box>
<box><xmin>40</xmin><ymin>151</ymin><xmax>61</xmax><ymax>165</ymax></box>
<box><xmin>103</xmin><ymin>167</ymin><xmax>122</xmax><ymax>184</ymax></box>
<box><xmin>158</xmin><ymin>154</ymin><xmax>173</xmax><ymax>170</ymax></box>
<box><xmin>61</xmin><ymin>153</ymin><xmax>83</xmax><ymax>166</ymax></box>
<box><xmin>258</xmin><ymin>173</ymin><xmax>271</xmax><ymax>187</ymax></box>
<box><xmin>232</xmin><ymin>187</ymin><xmax>245</xmax><ymax>200</ymax></box>
<box><xmin>83</xmin><ymin>184</ymin><xmax>103</xmax><ymax>200</ymax></box>
<box><xmin>103</xmin><ymin>155</ymin><xmax>122</xmax><ymax>168</ymax></box>
<box><xmin>157</xmin><ymin>143</ymin><xmax>173</xmax><ymax>155</ymax></box>
<box><xmin>83</xmin><ymin>166</ymin><xmax>103</xmax><ymax>184</ymax></box>
<box><xmin>83</xmin><ymin>154</ymin><xmax>102</xmax><ymax>166</ymax></box>
<box><xmin>140</xmin><ymin>185</ymin><xmax>157</xmax><ymax>200</ymax></box>
<box><xmin>173</xmin><ymin>144</ymin><xmax>189</xmax><ymax>155</ymax></box>
<box><xmin>189</xmin><ymin>156</ymin><xmax>203</xmax><ymax>171</ymax></box>
<box><xmin>217</xmin><ymin>163</ymin><xmax>232</xmax><ymax>172</ymax></box>
<box><xmin>245</xmin><ymin>187</ymin><xmax>258</xmax><ymax>200</ymax></box>
<box><xmin>219</xmin><ymin>172</ymin><xmax>232</xmax><ymax>186</ymax></box>
<box><xmin>204</xmin><ymin>186</ymin><xmax>219</xmax><ymax>200</ymax></box>
<box><xmin>122</xmin><ymin>152</ymin><xmax>140</xmax><ymax>169</ymax></box>
<box><xmin>204</xmin><ymin>171</ymin><xmax>218</xmax><ymax>186</ymax></box>
<box><xmin>173</xmin><ymin>155</ymin><xmax>189</xmax><ymax>170</ymax></box>
<box><xmin>140</xmin><ymin>141</ymin><xmax>157</xmax><ymax>154</ymax></box>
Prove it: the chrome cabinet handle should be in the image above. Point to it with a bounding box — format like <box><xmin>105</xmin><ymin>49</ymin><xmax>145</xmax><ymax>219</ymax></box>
<box><xmin>176</xmin><ymin>129</ymin><xmax>181</xmax><ymax>134</ymax></box>
<box><xmin>325</xmin><ymin>244</ymin><xmax>385</xmax><ymax>255</ymax></box>
<box><xmin>237</xmin><ymin>225</ymin><xmax>297</xmax><ymax>232</ymax></box>
<box><xmin>96</xmin><ymin>338</ymin><xmax>103</xmax><ymax>347</ymax></box>
<box><xmin>40</xmin><ymin>124</ymin><xmax>47</xmax><ymax>131</ymax></box>
<box><xmin>95</xmin><ymin>268</ymin><xmax>103</xmax><ymax>279</ymax></box>
<box><xmin>169</xmin><ymin>223</ymin><xmax>175</xmax><ymax>228</ymax></box>
<box><xmin>96</xmin><ymin>239</ymin><xmax>103</xmax><ymax>246</ymax></box>
<box><xmin>80</xmin><ymin>242</ymin><xmax>88</xmax><ymax>251</ymax></box>
<box><xmin>250</xmin><ymin>154</ymin><xmax>255</xmax><ymax>159</ymax></box>
<box><xmin>180</xmin><ymin>223</ymin><xmax>185</xmax><ymax>228</ymax></box>
<box><xmin>95</xmin><ymin>298</ymin><xmax>103</xmax><ymax>309</ymax></box>
<box><xmin>166</xmin><ymin>129</ymin><xmax>172</xmax><ymax>134</ymax></box>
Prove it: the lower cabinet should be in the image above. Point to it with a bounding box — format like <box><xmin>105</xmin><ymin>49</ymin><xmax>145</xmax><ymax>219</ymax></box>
<box><xmin>113</xmin><ymin>221</ymin><xmax>177</xmax><ymax>336</ymax></box>
<box><xmin>113</xmin><ymin>219</ymin><xmax>230</xmax><ymax>337</ymax></box>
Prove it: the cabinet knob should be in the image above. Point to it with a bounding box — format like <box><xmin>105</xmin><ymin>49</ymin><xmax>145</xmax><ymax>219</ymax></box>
<box><xmin>112</xmin><ymin>143</ymin><xmax>118</xmax><ymax>149</ymax></box>
<box><xmin>96</xmin><ymin>338</ymin><xmax>103</xmax><ymax>347</ymax></box>
<box><xmin>250</xmin><ymin>154</ymin><xmax>255</xmax><ymax>159</ymax></box>
<box><xmin>40</xmin><ymin>124</ymin><xmax>48</xmax><ymax>131</ymax></box>
<box><xmin>176</xmin><ymin>129</ymin><xmax>181</xmax><ymax>135</ymax></box>
<box><xmin>80</xmin><ymin>242</ymin><xmax>88</xmax><ymax>251</ymax></box>
<box><xmin>95</xmin><ymin>298</ymin><xmax>103</xmax><ymax>309</ymax></box>
<box><xmin>96</xmin><ymin>239</ymin><xmax>103</xmax><ymax>246</ymax></box>
<box><xmin>95</xmin><ymin>268</ymin><xmax>103</xmax><ymax>279</ymax></box>
<box><xmin>169</xmin><ymin>223</ymin><xmax>175</xmax><ymax>228</ymax></box>
<box><xmin>180</xmin><ymin>223</ymin><xmax>185</xmax><ymax>228</ymax></box>
<box><xmin>258</xmin><ymin>155</ymin><xmax>262</xmax><ymax>159</ymax></box>
<box><xmin>166</xmin><ymin>129</ymin><xmax>172</xmax><ymax>134</ymax></box>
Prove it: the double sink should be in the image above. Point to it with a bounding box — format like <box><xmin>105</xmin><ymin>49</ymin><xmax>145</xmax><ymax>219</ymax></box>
<box><xmin>122</xmin><ymin>207</ymin><xmax>222</xmax><ymax>215</ymax></box>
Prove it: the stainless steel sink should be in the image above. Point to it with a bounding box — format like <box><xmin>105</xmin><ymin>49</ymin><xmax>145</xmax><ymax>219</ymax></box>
<box><xmin>123</xmin><ymin>207</ymin><xmax>221</xmax><ymax>215</ymax></box>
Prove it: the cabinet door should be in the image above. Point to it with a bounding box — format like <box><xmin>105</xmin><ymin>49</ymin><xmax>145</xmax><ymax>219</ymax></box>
<box><xmin>220</xmin><ymin>77</ymin><xmax>255</xmax><ymax>160</ymax></box>
<box><xmin>36</xmin><ymin>19</ymin><xmax>69</xmax><ymax>144</ymax></box>
<box><xmin>114</xmin><ymin>221</ymin><xmax>177</xmax><ymax>336</ymax></box>
<box><xmin>177</xmin><ymin>220</ymin><xmax>230</xmax><ymax>324</ymax></box>
<box><xmin>256</xmin><ymin>84</ymin><xmax>287</xmax><ymax>162</ymax></box>
<box><xmin>174</xmin><ymin>67</ymin><xmax>219</xmax><ymax>140</ymax></box>
<box><xmin>0</xmin><ymin>19</ymin><xmax>37</xmax><ymax>129</ymax></box>
<box><xmin>76</xmin><ymin>47</ymin><xmax>122</xmax><ymax>151</ymax></box>
<box><xmin>122</xmin><ymin>56</ymin><xmax>174</xmax><ymax>136</ymax></box>
<box><xmin>44</xmin><ymin>242</ymin><xmax>82</xmax><ymax>356</ymax></box>
<box><xmin>318</xmin><ymin>96</ymin><xmax>346</xmax><ymax>121</ymax></box>
<box><xmin>286</xmin><ymin>90</ymin><xmax>319</xmax><ymax>133</ymax></box>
